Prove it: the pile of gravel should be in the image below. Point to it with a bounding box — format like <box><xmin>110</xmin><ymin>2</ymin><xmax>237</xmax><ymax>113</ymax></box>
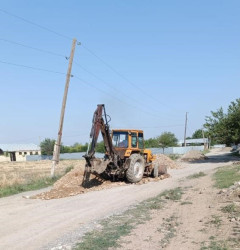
<box><xmin>31</xmin><ymin>155</ymin><xmax>174</xmax><ymax>200</ymax></box>
<box><xmin>154</xmin><ymin>154</ymin><xmax>179</xmax><ymax>169</ymax></box>
<box><xmin>31</xmin><ymin>165</ymin><xmax>123</xmax><ymax>200</ymax></box>
<box><xmin>181</xmin><ymin>150</ymin><xmax>208</xmax><ymax>162</ymax></box>
<box><xmin>219</xmin><ymin>181</ymin><xmax>240</xmax><ymax>200</ymax></box>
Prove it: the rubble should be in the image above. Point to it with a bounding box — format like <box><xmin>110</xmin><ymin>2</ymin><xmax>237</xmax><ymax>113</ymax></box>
<box><xmin>31</xmin><ymin>155</ymin><xmax>176</xmax><ymax>200</ymax></box>
<box><xmin>180</xmin><ymin>150</ymin><xmax>208</xmax><ymax>162</ymax></box>
<box><xmin>154</xmin><ymin>154</ymin><xmax>179</xmax><ymax>169</ymax></box>
<box><xmin>31</xmin><ymin>165</ymin><xmax>123</xmax><ymax>200</ymax></box>
<box><xmin>220</xmin><ymin>181</ymin><xmax>240</xmax><ymax>199</ymax></box>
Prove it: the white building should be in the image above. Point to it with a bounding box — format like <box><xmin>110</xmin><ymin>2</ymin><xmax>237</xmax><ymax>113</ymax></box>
<box><xmin>178</xmin><ymin>138</ymin><xmax>209</xmax><ymax>148</ymax></box>
<box><xmin>0</xmin><ymin>144</ymin><xmax>41</xmax><ymax>162</ymax></box>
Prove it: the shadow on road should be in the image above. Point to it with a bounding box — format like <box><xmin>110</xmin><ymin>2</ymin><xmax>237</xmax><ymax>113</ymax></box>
<box><xmin>183</xmin><ymin>152</ymin><xmax>240</xmax><ymax>164</ymax></box>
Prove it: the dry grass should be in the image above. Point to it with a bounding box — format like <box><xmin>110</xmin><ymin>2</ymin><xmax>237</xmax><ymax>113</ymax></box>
<box><xmin>0</xmin><ymin>160</ymin><xmax>85</xmax><ymax>188</ymax></box>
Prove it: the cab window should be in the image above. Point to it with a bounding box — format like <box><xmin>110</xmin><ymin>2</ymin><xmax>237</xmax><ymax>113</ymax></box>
<box><xmin>112</xmin><ymin>131</ymin><xmax>128</xmax><ymax>148</ymax></box>
<box><xmin>131</xmin><ymin>133</ymin><xmax>137</xmax><ymax>148</ymax></box>
<box><xmin>138</xmin><ymin>133</ymin><xmax>144</xmax><ymax>149</ymax></box>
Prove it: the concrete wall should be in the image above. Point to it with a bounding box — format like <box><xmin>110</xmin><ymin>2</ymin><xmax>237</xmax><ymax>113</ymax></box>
<box><xmin>0</xmin><ymin>155</ymin><xmax>10</xmax><ymax>162</ymax></box>
<box><xmin>26</xmin><ymin>152</ymin><xmax>104</xmax><ymax>161</ymax></box>
<box><xmin>149</xmin><ymin>146</ymin><xmax>204</xmax><ymax>155</ymax></box>
<box><xmin>212</xmin><ymin>144</ymin><xmax>226</xmax><ymax>148</ymax></box>
<box><xmin>26</xmin><ymin>146</ymin><xmax>204</xmax><ymax>161</ymax></box>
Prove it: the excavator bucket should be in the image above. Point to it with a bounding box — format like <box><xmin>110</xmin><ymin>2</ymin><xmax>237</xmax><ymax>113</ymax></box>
<box><xmin>88</xmin><ymin>158</ymin><xmax>110</xmax><ymax>175</ymax></box>
<box><xmin>82</xmin><ymin>156</ymin><xmax>110</xmax><ymax>185</ymax></box>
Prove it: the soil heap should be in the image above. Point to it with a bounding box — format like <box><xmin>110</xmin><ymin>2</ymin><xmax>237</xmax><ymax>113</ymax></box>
<box><xmin>181</xmin><ymin>150</ymin><xmax>208</xmax><ymax>162</ymax></box>
<box><xmin>32</xmin><ymin>165</ymin><xmax>124</xmax><ymax>200</ymax></box>
<box><xmin>220</xmin><ymin>181</ymin><xmax>240</xmax><ymax>200</ymax></box>
<box><xmin>154</xmin><ymin>154</ymin><xmax>179</xmax><ymax>169</ymax></box>
<box><xmin>221</xmin><ymin>147</ymin><xmax>233</xmax><ymax>152</ymax></box>
<box><xmin>32</xmin><ymin>155</ymin><xmax>176</xmax><ymax>200</ymax></box>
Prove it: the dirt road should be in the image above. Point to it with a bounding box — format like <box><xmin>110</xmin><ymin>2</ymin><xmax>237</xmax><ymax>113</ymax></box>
<box><xmin>0</xmin><ymin>150</ymin><xmax>237</xmax><ymax>250</ymax></box>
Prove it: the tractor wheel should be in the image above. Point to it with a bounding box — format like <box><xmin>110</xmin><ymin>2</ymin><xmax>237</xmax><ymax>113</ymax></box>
<box><xmin>126</xmin><ymin>154</ymin><xmax>145</xmax><ymax>183</ymax></box>
<box><xmin>152</xmin><ymin>163</ymin><xmax>167</xmax><ymax>178</ymax></box>
<box><xmin>158</xmin><ymin>165</ymin><xmax>167</xmax><ymax>175</ymax></box>
<box><xmin>153</xmin><ymin>164</ymin><xmax>159</xmax><ymax>178</ymax></box>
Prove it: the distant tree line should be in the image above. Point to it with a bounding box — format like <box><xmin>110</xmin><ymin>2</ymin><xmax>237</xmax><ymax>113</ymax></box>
<box><xmin>40</xmin><ymin>132</ymin><xmax>179</xmax><ymax>155</ymax></box>
<box><xmin>144</xmin><ymin>132</ymin><xmax>178</xmax><ymax>149</ymax></box>
<box><xmin>40</xmin><ymin>139</ymin><xmax>105</xmax><ymax>155</ymax></box>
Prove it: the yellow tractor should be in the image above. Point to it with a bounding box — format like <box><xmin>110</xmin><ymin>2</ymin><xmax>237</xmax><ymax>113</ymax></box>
<box><xmin>83</xmin><ymin>104</ymin><xmax>167</xmax><ymax>183</ymax></box>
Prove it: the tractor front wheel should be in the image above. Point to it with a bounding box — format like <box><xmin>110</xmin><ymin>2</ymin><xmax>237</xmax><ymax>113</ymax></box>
<box><xmin>126</xmin><ymin>154</ymin><xmax>145</xmax><ymax>183</ymax></box>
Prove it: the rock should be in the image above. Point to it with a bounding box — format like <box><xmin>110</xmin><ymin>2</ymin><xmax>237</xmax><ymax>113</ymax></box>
<box><xmin>22</xmin><ymin>195</ymin><xmax>30</xmax><ymax>199</ymax></box>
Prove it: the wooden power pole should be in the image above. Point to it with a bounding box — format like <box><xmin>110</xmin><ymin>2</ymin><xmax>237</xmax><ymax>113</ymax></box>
<box><xmin>202</xmin><ymin>129</ymin><xmax>207</xmax><ymax>150</ymax></box>
<box><xmin>184</xmin><ymin>112</ymin><xmax>188</xmax><ymax>147</ymax></box>
<box><xmin>51</xmin><ymin>38</ymin><xmax>77</xmax><ymax>177</ymax></box>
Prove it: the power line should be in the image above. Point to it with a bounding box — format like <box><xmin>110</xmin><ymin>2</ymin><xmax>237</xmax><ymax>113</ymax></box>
<box><xmin>0</xmin><ymin>38</ymin><xmax>67</xmax><ymax>58</ymax></box>
<box><xmin>0</xmin><ymin>8</ymin><xmax>72</xmax><ymax>41</ymax></box>
<box><xmin>73</xmin><ymin>75</ymin><xmax>179</xmax><ymax>120</ymax></box>
<box><xmin>0</xmin><ymin>60</ymin><xmax>66</xmax><ymax>75</ymax></box>
<box><xmin>81</xmin><ymin>44</ymin><xmax>181</xmax><ymax>112</ymax></box>
<box><xmin>74</xmin><ymin>60</ymin><xmax>163</xmax><ymax>114</ymax></box>
<box><xmin>0</xmin><ymin>7</ymin><xmax>182</xmax><ymax>114</ymax></box>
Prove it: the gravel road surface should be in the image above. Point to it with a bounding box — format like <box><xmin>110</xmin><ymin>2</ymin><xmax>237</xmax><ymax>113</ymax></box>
<box><xmin>0</xmin><ymin>151</ymin><xmax>237</xmax><ymax>250</ymax></box>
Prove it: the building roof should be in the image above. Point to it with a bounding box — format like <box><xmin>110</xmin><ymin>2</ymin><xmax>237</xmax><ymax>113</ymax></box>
<box><xmin>0</xmin><ymin>144</ymin><xmax>40</xmax><ymax>152</ymax></box>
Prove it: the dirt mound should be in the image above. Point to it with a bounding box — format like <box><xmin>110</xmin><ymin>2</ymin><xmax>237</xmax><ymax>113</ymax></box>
<box><xmin>154</xmin><ymin>154</ymin><xmax>179</xmax><ymax>169</ymax></box>
<box><xmin>181</xmin><ymin>150</ymin><xmax>208</xmax><ymax>162</ymax></box>
<box><xmin>32</xmin><ymin>157</ymin><xmax>173</xmax><ymax>200</ymax></box>
<box><xmin>219</xmin><ymin>181</ymin><xmax>240</xmax><ymax>201</ymax></box>
<box><xmin>221</xmin><ymin>147</ymin><xmax>233</xmax><ymax>152</ymax></box>
<box><xmin>32</xmin><ymin>165</ymin><xmax>124</xmax><ymax>200</ymax></box>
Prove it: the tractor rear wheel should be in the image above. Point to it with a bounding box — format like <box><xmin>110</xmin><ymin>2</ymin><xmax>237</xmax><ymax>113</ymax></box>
<box><xmin>126</xmin><ymin>154</ymin><xmax>145</xmax><ymax>183</ymax></box>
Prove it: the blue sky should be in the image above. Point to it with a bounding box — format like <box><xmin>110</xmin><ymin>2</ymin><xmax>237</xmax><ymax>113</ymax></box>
<box><xmin>0</xmin><ymin>0</ymin><xmax>239</xmax><ymax>145</ymax></box>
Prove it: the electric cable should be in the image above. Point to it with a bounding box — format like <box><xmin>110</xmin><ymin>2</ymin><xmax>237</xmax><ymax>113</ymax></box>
<box><xmin>0</xmin><ymin>38</ymin><xmax>67</xmax><ymax>58</ymax></box>
<box><xmin>0</xmin><ymin>7</ymin><xmax>183</xmax><ymax>113</ymax></box>
<box><xmin>73</xmin><ymin>75</ymin><xmax>182</xmax><ymax>121</ymax></box>
<box><xmin>0</xmin><ymin>60</ymin><xmax>66</xmax><ymax>75</ymax></box>
<box><xmin>0</xmin><ymin>8</ymin><xmax>72</xmax><ymax>41</ymax></box>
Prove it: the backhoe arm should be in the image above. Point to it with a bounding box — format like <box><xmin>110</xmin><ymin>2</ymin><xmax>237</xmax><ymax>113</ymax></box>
<box><xmin>83</xmin><ymin>104</ymin><xmax>116</xmax><ymax>172</ymax></box>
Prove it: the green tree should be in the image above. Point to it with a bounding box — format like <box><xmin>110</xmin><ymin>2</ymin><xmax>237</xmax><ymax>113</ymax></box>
<box><xmin>60</xmin><ymin>142</ymin><xmax>89</xmax><ymax>153</ymax></box>
<box><xmin>157</xmin><ymin>132</ymin><xmax>178</xmax><ymax>152</ymax></box>
<box><xmin>204</xmin><ymin>98</ymin><xmax>240</xmax><ymax>145</ymax></box>
<box><xmin>96</xmin><ymin>141</ymin><xmax>105</xmax><ymax>153</ymax></box>
<box><xmin>144</xmin><ymin>137</ymin><xmax>159</xmax><ymax>148</ymax></box>
<box><xmin>192</xmin><ymin>129</ymin><xmax>203</xmax><ymax>139</ymax></box>
<box><xmin>40</xmin><ymin>138</ymin><xmax>56</xmax><ymax>155</ymax></box>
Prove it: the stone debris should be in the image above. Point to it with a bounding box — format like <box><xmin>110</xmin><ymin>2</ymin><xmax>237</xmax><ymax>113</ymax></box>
<box><xmin>180</xmin><ymin>150</ymin><xmax>208</xmax><ymax>162</ymax></box>
<box><xmin>32</xmin><ymin>155</ymin><xmax>175</xmax><ymax>200</ymax></box>
<box><xmin>154</xmin><ymin>154</ymin><xmax>179</xmax><ymax>169</ymax></box>
<box><xmin>31</xmin><ymin>165</ymin><xmax>120</xmax><ymax>200</ymax></box>
<box><xmin>220</xmin><ymin>147</ymin><xmax>233</xmax><ymax>152</ymax></box>
<box><xmin>220</xmin><ymin>181</ymin><xmax>240</xmax><ymax>199</ymax></box>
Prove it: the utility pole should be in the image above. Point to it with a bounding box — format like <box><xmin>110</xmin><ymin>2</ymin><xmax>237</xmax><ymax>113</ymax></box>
<box><xmin>51</xmin><ymin>38</ymin><xmax>77</xmax><ymax>177</ymax></box>
<box><xmin>184</xmin><ymin>112</ymin><xmax>188</xmax><ymax>147</ymax></box>
<box><xmin>202</xmin><ymin>129</ymin><xmax>206</xmax><ymax>150</ymax></box>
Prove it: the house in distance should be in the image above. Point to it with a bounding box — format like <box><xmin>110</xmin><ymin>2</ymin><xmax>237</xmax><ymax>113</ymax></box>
<box><xmin>0</xmin><ymin>144</ymin><xmax>41</xmax><ymax>162</ymax></box>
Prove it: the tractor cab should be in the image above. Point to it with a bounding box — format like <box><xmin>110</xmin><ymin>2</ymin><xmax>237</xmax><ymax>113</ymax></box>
<box><xmin>112</xmin><ymin>129</ymin><xmax>144</xmax><ymax>149</ymax></box>
<box><xmin>111</xmin><ymin>129</ymin><xmax>154</xmax><ymax>163</ymax></box>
